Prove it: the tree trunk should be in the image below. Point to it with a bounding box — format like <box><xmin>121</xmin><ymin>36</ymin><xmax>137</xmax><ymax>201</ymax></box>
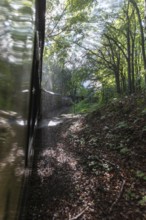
<box><xmin>130</xmin><ymin>0</ymin><xmax>146</xmax><ymax>85</ymax></box>
<box><xmin>131</xmin><ymin>37</ymin><xmax>135</xmax><ymax>92</ymax></box>
<box><xmin>115</xmin><ymin>71</ymin><xmax>121</xmax><ymax>94</ymax></box>
<box><xmin>126</xmin><ymin>6</ymin><xmax>132</xmax><ymax>94</ymax></box>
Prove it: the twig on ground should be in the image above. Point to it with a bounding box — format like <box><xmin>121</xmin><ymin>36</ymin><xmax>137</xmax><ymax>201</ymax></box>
<box><xmin>109</xmin><ymin>179</ymin><xmax>126</xmax><ymax>213</ymax></box>
<box><xmin>69</xmin><ymin>207</ymin><xmax>88</xmax><ymax>220</ymax></box>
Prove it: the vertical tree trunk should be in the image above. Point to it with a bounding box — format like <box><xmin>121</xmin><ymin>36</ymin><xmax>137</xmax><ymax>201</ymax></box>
<box><xmin>115</xmin><ymin>71</ymin><xmax>121</xmax><ymax>94</ymax></box>
<box><xmin>115</xmin><ymin>53</ymin><xmax>121</xmax><ymax>94</ymax></box>
<box><xmin>131</xmin><ymin>37</ymin><xmax>135</xmax><ymax>92</ymax></box>
<box><xmin>130</xmin><ymin>0</ymin><xmax>146</xmax><ymax>85</ymax></box>
<box><xmin>126</xmin><ymin>2</ymin><xmax>132</xmax><ymax>94</ymax></box>
<box><xmin>120</xmin><ymin>66</ymin><xmax>126</xmax><ymax>94</ymax></box>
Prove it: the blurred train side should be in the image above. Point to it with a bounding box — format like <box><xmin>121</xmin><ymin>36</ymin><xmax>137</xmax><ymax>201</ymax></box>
<box><xmin>0</xmin><ymin>1</ymin><xmax>45</xmax><ymax>219</ymax></box>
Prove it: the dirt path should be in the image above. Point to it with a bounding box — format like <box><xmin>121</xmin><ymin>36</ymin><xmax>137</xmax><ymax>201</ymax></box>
<box><xmin>25</xmin><ymin>103</ymin><xmax>146</xmax><ymax>220</ymax></box>
<box><xmin>25</xmin><ymin>112</ymin><xmax>93</xmax><ymax>220</ymax></box>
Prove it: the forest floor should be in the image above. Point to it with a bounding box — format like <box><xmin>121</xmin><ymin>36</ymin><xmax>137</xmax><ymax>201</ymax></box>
<box><xmin>25</xmin><ymin>93</ymin><xmax>146</xmax><ymax>220</ymax></box>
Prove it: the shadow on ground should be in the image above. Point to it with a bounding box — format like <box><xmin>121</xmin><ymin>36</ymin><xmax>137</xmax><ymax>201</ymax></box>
<box><xmin>25</xmin><ymin>103</ymin><xmax>146</xmax><ymax>220</ymax></box>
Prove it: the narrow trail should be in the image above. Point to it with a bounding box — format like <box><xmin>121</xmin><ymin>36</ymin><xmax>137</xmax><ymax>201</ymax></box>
<box><xmin>25</xmin><ymin>94</ymin><xmax>146</xmax><ymax>220</ymax></box>
<box><xmin>25</xmin><ymin>110</ymin><xmax>126</xmax><ymax>220</ymax></box>
<box><xmin>25</xmin><ymin>112</ymin><xmax>94</xmax><ymax>220</ymax></box>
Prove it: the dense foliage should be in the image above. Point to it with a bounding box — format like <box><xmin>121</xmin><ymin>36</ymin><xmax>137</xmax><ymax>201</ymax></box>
<box><xmin>43</xmin><ymin>0</ymin><xmax>145</xmax><ymax>107</ymax></box>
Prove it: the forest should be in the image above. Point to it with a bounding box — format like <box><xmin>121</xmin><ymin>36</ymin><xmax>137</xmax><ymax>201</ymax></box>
<box><xmin>43</xmin><ymin>0</ymin><xmax>146</xmax><ymax>111</ymax></box>
<box><xmin>25</xmin><ymin>0</ymin><xmax>146</xmax><ymax>219</ymax></box>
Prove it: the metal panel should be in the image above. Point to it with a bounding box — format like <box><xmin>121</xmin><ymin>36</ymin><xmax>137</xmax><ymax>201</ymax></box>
<box><xmin>0</xmin><ymin>1</ymin><xmax>35</xmax><ymax>219</ymax></box>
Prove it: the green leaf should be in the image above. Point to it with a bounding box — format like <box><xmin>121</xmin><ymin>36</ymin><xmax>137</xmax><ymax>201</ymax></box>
<box><xmin>66</xmin><ymin>0</ymin><xmax>92</xmax><ymax>12</ymax></box>
<box><xmin>139</xmin><ymin>196</ymin><xmax>146</xmax><ymax>206</ymax></box>
<box><xmin>22</xmin><ymin>0</ymin><xmax>32</xmax><ymax>7</ymax></box>
<box><xmin>120</xmin><ymin>147</ymin><xmax>129</xmax><ymax>154</ymax></box>
<box><xmin>141</xmin><ymin>109</ymin><xmax>146</xmax><ymax>115</ymax></box>
<box><xmin>136</xmin><ymin>170</ymin><xmax>146</xmax><ymax>180</ymax></box>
